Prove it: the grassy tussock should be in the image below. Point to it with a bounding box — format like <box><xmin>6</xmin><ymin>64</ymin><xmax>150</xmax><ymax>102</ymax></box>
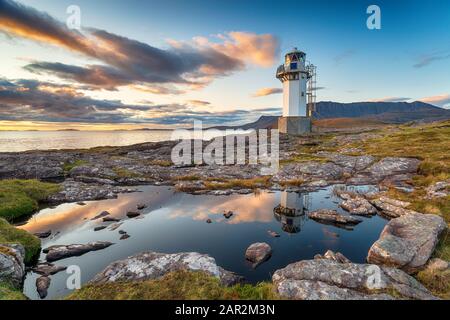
<box><xmin>0</xmin><ymin>179</ymin><xmax>60</xmax><ymax>220</ymax></box>
<box><xmin>0</xmin><ymin>282</ymin><xmax>27</xmax><ymax>300</ymax></box>
<box><xmin>0</xmin><ymin>218</ymin><xmax>41</xmax><ymax>264</ymax></box>
<box><xmin>204</xmin><ymin>176</ymin><xmax>272</xmax><ymax>190</ymax></box>
<box><xmin>66</xmin><ymin>270</ymin><xmax>278</xmax><ymax>300</ymax></box>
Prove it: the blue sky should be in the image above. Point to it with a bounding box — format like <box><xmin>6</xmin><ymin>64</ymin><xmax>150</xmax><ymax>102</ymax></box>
<box><xmin>0</xmin><ymin>0</ymin><xmax>449</xmax><ymax>129</ymax></box>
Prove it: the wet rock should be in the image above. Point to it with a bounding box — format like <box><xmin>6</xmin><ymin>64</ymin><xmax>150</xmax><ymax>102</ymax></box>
<box><xmin>36</xmin><ymin>276</ymin><xmax>51</xmax><ymax>299</ymax></box>
<box><xmin>118</xmin><ymin>230</ymin><xmax>127</xmax><ymax>235</ymax></box>
<box><xmin>314</xmin><ymin>250</ymin><xmax>351</xmax><ymax>264</ymax></box>
<box><xmin>272</xmin><ymin>259</ymin><xmax>437</xmax><ymax>300</ymax></box>
<box><xmin>370</xmin><ymin>197</ymin><xmax>418</xmax><ymax>218</ymax></box>
<box><xmin>223</xmin><ymin>211</ymin><xmax>233</xmax><ymax>219</ymax></box>
<box><xmin>206</xmin><ymin>219</ymin><xmax>212</xmax><ymax>224</ymax></box>
<box><xmin>34</xmin><ymin>230</ymin><xmax>52</xmax><ymax>238</ymax></box>
<box><xmin>77</xmin><ymin>202</ymin><xmax>86</xmax><ymax>206</ymax></box>
<box><xmin>367</xmin><ymin>213</ymin><xmax>446</xmax><ymax>273</ymax></box>
<box><xmin>120</xmin><ymin>234</ymin><xmax>130</xmax><ymax>240</ymax></box>
<box><xmin>32</xmin><ymin>263</ymin><xmax>67</xmax><ymax>276</ymax></box>
<box><xmin>103</xmin><ymin>217</ymin><xmax>120</xmax><ymax>222</ymax></box>
<box><xmin>45</xmin><ymin>241</ymin><xmax>114</xmax><ymax>262</ymax></box>
<box><xmin>0</xmin><ymin>244</ymin><xmax>25</xmax><ymax>288</ymax></box>
<box><xmin>268</xmin><ymin>230</ymin><xmax>281</xmax><ymax>238</ymax></box>
<box><xmin>137</xmin><ymin>204</ymin><xmax>147</xmax><ymax>210</ymax></box>
<box><xmin>91</xmin><ymin>211</ymin><xmax>110</xmax><ymax>220</ymax></box>
<box><xmin>340</xmin><ymin>198</ymin><xmax>377</xmax><ymax>216</ymax></box>
<box><xmin>126</xmin><ymin>211</ymin><xmax>140</xmax><ymax>218</ymax></box>
<box><xmin>108</xmin><ymin>222</ymin><xmax>122</xmax><ymax>231</ymax></box>
<box><xmin>308</xmin><ymin>209</ymin><xmax>362</xmax><ymax>226</ymax></box>
<box><xmin>91</xmin><ymin>251</ymin><xmax>244</xmax><ymax>286</ymax></box>
<box><xmin>94</xmin><ymin>226</ymin><xmax>106</xmax><ymax>232</ymax></box>
<box><xmin>245</xmin><ymin>242</ymin><xmax>272</xmax><ymax>267</ymax></box>
<box><xmin>426</xmin><ymin>181</ymin><xmax>450</xmax><ymax>199</ymax></box>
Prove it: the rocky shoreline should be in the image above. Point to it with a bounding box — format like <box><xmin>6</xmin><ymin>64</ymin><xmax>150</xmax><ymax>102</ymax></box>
<box><xmin>1</xmin><ymin>126</ymin><xmax>449</xmax><ymax>300</ymax></box>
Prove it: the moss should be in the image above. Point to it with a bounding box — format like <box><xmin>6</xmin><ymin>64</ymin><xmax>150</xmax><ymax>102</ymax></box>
<box><xmin>0</xmin><ymin>218</ymin><xmax>41</xmax><ymax>264</ymax></box>
<box><xmin>62</xmin><ymin>159</ymin><xmax>89</xmax><ymax>172</ymax></box>
<box><xmin>0</xmin><ymin>282</ymin><xmax>27</xmax><ymax>300</ymax></box>
<box><xmin>0</xmin><ymin>179</ymin><xmax>60</xmax><ymax>220</ymax></box>
<box><xmin>279</xmin><ymin>179</ymin><xmax>305</xmax><ymax>187</ymax></box>
<box><xmin>147</xmin><ymin>160</ymin><xmax>172</xmax><ymax>167</ymax></box>
<box><xmin>66</xmin><ymin>270</ymin><xmax>277</xmax><ymax>300</ymax></box>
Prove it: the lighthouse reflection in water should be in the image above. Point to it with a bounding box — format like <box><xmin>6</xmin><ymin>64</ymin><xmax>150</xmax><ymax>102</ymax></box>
<box><xmin>273</xmin><ymin>191</ymin><xmax>309</xmax><ymax>233</ymax></box>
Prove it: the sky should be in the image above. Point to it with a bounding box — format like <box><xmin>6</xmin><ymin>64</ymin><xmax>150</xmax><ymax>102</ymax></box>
<box><xmin>0</xmin><ymin>0</ymin><xmax>449</xmax><ymax>130</ymax></box>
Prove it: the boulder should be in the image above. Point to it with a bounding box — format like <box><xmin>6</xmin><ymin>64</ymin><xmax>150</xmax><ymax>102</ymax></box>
<box><xmin>90</xmin><ymin>251</ymin><xmax>243</xmax><ymax>286</ymax></box>
<box><xmin>314</xmin><ymin>250</ymin><xmax>351</xmax><ymax>264</ymax></box>
<box><xmin>308</xmin><ymin>209</ymin><xmax>362</xmax><ymax>226</ymax></box>
<box><xmin>272</xmin><ymin>259</ymin><xmax>437</xmax><ymax>300</ymax></box>
<box><xmin>370</xmin><ymin>197</ymin><xmax>418</xmax><ymax>218</ymax></box>
<box><xmin>0</xmin><ymin>244</ymin><xmax>26</xmax><ymax>288</ymax></box>
<box><xmin>426</xmin><ymin>181</ymin><xmax>450</xmax><ymax>199</ymax></box>
<box><xmin>44</xmin><ymin>241</ymin><xmax>114</xmax><ymax>262</ymax></box>
<box><xmin>245</xmin><ymin>243</ymin><xmax>272</xmax><ymax>267</ymax></box>
<box><xmin>367</xmin><ymin>213</ymin><xmax>446</xmax><ymax>273</ymax></box>
<box><xmin>36</xmin><ymin>276</ymin><xmax>51</xmax><ymax>299</ymax></box>
<box><xmin>340</xmin><ymin>198</ymin><xmax>377</xmax><ymax>216</ymax></box>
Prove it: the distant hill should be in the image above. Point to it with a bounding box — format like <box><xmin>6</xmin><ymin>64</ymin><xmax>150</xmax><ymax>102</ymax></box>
<box><xmin>214</xmin><ymin>101</ymin><xmax>450</xmax><ymax>130</ymax></box>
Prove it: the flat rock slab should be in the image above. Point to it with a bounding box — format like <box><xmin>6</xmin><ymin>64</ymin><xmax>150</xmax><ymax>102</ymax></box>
<box><xmin>362</xmin><ymin>157</ymin><xmax>420</xmax><ymax>181</ymax></box>
<box><xmin>308</xmin><ymin>209</ymin><xmax>362</xmax><ymax>226</ymax></box>
<box><xmin>91</xmin><ymin>251</ymin><xmax>243</xmax><ymax>287</ymax></box>
<box><xmin>0</xmin><ymin>244</ymin><xmax>25</xmax><ymax>289</ymax></box>
<box><xmin>272</xmin><ymin>259</ymin><xmax>437</xmax><ymax>300</ymax></box>
<box><xmin>245</xmin><ymin>242</ymin><xmax>272</xmax><ymax>267</ymax></box>
<box><xmin>367</xmin><ymin>213</ymin><xmax>446</xmax><ymax>273</ymax></box>
<box><xmin>44</xmin><ymin>241</ymin><xmax>114</xmax><ymax>262</ymax></box>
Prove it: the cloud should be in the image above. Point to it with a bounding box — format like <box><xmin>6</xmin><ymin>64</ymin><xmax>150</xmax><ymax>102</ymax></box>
<box><xmin>186</xmin><ymin>100</ymin><xmax>211</xmax><ymax>106</ymax></box>
<box><xmin>334</xmin><ymin>49</ymin><xmax>356</xmax><ymax>66</ymax></box>
<box><xmin>0</xmin><ymin>78</ymin><xmax>281</xmax><ymax>125</ymax></box>
<box><xmin>419</xmin><ymin>94</ymin><xmax>450</xmax><ymax>108</ymax></box>
<box><xmin>252</xmin><ymin>87</ymin><xmax>282</xmax><ymax>97</ymax></box>
<box><xmin>413</xmin><ymin>50</ymin><xmax>450</xmax><ymax>68</ymax></box>
<box><xmin>368</xmin><ymin>96</ymin><xmax>411</xmax><ymax>103</ymax></box>
<box><xmin>0</xmin><ymin>0</ymin><xmax>279</xmax><ymax>92</ymax></box>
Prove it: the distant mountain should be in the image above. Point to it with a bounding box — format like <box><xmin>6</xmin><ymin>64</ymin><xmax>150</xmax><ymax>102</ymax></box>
<box><xmin>214</xmin><ymin>101</ymin><xmax>450</xmax><ymax>130</ymax></box>
<box><xmin>313</xmin><ymin>101</ymin><xmax>450</xmax><ymax>123</ymax></box>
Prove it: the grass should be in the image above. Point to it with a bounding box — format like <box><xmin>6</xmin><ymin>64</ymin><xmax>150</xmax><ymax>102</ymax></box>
<box><xmin>62</xmin><ymin>159</ymin><xmax>89</xmax><ymax>172</ymax></box>
<box><xmin>279</xmin><ymin>179</ymin><xmax>305</xmax><ymax>187</ymax></box>
<box><xmin>204</xmin><ymin>176</ymin><xmax>272</xmax><ymax>190</ymax></box>
<box><xmin>0</xmin><ymin>218</ymin><xmax>41</xmax><ymax>264</ymax></box>
<box><xmin>112</xmin><ymin>167</ymin><xmax>141</xmax><ymax>178</ymax></box>
<box><xmin>147</xmin><ymin>160</ymin><xmax>172</xmax><ymax>167</ymax></box>
<box><xmin>0</xmin><ymin>179</ymin><xmax>60</xmax><ymax>220</ymax></box>
<box><xmin>172</xmin><ymin>175</ymin><xmax>201</xmax><ymax>181</ymax></box>
<box><xmin>0</xmin><ymin>282</ymin><xmax>27</xmax><ymax>300</ymax></box>
<box><xmin>66</xmin><ymin>270</ymin><xmax>277</xmax><ymax>300</ymax></box>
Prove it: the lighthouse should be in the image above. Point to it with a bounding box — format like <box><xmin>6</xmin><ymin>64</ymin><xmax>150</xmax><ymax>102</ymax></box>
<box><xmin>276</xmin><ymin>48</ymin><xmax>315</xmax><ymax>135</ymax></box>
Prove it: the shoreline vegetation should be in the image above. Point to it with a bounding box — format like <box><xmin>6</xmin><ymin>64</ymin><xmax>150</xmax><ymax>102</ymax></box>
<box><xmin>0</xmin><ymin>120</ymin><xmax>449</xmax><ymax>300</ymax></box>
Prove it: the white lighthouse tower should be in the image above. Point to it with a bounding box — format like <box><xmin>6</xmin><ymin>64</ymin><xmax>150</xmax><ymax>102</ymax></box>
<box><xmin>276</xmin><ymin>48</ymin><xmax>316</xmax><ymax>134</ymax></box>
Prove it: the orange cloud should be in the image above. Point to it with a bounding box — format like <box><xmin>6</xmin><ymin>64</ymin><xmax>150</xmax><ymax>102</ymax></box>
<box><xmin>252</xmin><ymin>87</ymin><xmax>282</xmax><ymax>97</ymax></box>
<box><xmin>419</xmin><ymin>94</ymin><xmax>450</xmax><ymax>107</ymax></box>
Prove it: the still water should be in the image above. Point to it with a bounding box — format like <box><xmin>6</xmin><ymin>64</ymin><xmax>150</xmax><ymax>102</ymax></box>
<box><xmin>0</xmin><ymin>130</ymin><xmax>239</xmax><ymax>152</ymax></box>
<box><xmin>19</xmin><ymin>185</ymin><xmax>387</xmax><ymax>300</ymax></box>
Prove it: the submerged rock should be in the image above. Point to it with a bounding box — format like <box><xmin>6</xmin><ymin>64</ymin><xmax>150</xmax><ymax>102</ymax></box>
<box><xmin>223</xmin><ymin>211</ymin><xmax>233</xmax><ymax>219</ymax></box>
<box><xmin>36</xmin><ymin>276</ymin><xmax>51</xmax><ymax>299</ymax></box>
<box><xmin>245</xmin><ymin>242</ymin><xmax>272</xmax><ymax>267</ymax></box>
<box><xmin>34</xmin><ymin>230</ymin><xmax>52</xmax><ymax>238</ymax></box>
<box><xmin>268</xmin><ymin>230</ymin><xmax>281</xmax><ymax>238</ymax></box>
<box><xmin>272</xmin><ymin>259</ymin><xmax>437</xmax><ymax>300</ymax></box>
<box><xmin>45</xmin><ymin>241</ymin><xmax>114</xmax><ymax>262</ymax></box>
<box><xmin>90</xmin><ymin>251</ymin><xmax>244</xmax><ymax>286</ymax></box>
<box><xmin>367</xmin><ymin>213</ymin><xmax>446</xmax><ymax>273</ymax></box>
<box><xmin>308</xmin><ymin>209</ymin><xmax>362</xmax><ymax>226</ymax></box>
<box><xmin>91</xmin><ymin>211</ymin><xmax>110</xmax><ymax>221</ymax></box>
<box><xmin>0</xmin><ymin>244</ymin><xmax>25</xmax><ymax>288</ymax></box>
<box><xmin>126</xmin><ymin>211</ymin><xmax>140</xmax><ymax>218</ymax></box>
<box><xmin>94</xmin><ymin>226</ymin><xmax>106</xmax><ymax>232</ymax></box>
